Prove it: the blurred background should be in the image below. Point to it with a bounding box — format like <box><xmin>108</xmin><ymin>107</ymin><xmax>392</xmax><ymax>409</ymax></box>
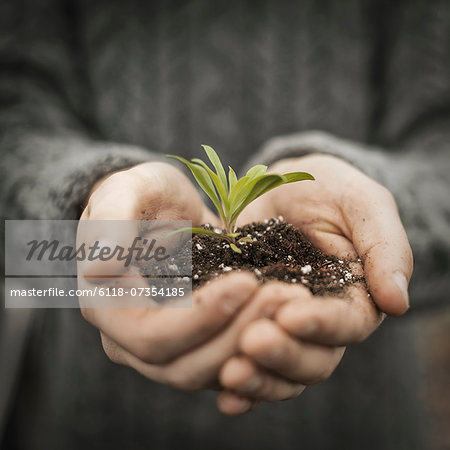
<box><xmin>1</xmin><ymin>0</ymin><xmax>449</xmax><ymax>449</ymax></box>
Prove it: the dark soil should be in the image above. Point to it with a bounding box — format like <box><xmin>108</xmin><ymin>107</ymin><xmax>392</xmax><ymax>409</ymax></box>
<box><xmin>191</xmin><ymin>217</ymin><xmax>364</xmax><ymax>296</ymax></box>
<box><xmin>139</xmin><ymin>217</ymin><xmax>365</xmax><ymax>299</ymax></box>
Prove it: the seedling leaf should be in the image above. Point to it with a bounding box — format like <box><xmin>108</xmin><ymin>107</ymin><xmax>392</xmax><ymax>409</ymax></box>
<box><xmin>167</xmin><ymin>146</ymin><xmax>314</xmax><ymax>253</ymax></box>
<box><xmin>246</xmin><ymin>164</ymin><xmax>267</xmax><ymax>179</ymax></box>
<box><xmin>167</xmin><ymin>155</ymin><xmax>226</xmax><ymax>220</ymax></box>
<box><xmin>230</xmin><ymin>243</ymin><xmax>242</xmax><ymax>253</ymax></box>
<box><xmin>228</xmin><ymin>166</ymin><xmax>238</xmax><ymax>192</ymax></box>
<box><xmin>230</xmin><ymin>174</ymin><xmax>284</xmax><ymax>224</ymax></box>
<box><xmin>282</xmin><ymin>172</ymin><xmax>315</xmax><ymax>183</ymax></box>
<box><xmin>192</xmin><ymin>158</ymin><xmax>230</xmax><ymax>212</ymax></box>
<box><xmin>202</xmin><ymin>145</ymin><xmax>228</xmax><ymax>193</ymax></box>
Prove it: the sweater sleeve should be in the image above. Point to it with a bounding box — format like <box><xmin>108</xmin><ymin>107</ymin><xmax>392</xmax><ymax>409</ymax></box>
<box><xmin>246</xmin><ymin>2</ymin><xmax>450</xmax><ymax>311</ymax></box>
<box><xmin>0</xmin><ymin>0</ymin><xmax>163</xmax><ymax>220</ymax></box>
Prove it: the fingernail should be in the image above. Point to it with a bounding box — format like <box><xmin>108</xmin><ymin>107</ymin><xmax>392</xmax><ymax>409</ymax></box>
<box><xmin>393</xmin><ymin>271</ymin><xmax>410</xmax><ymax>310</ymax></box>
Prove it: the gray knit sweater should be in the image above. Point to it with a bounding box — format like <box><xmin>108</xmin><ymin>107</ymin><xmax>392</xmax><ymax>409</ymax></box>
<box><xmin>1</xmin><ymin>0</ymin><xmax>449</xmax><ymax>449</ymax></box>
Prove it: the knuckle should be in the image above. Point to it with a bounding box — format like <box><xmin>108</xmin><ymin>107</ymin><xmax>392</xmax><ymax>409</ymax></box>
<box><xmin>258</xmin><ymin>282</ymin><xmax>286</xmax><ymax>303</ymax></box>
<box><xmin>79</xmin><ymin>307</ymin><xmax>91</xmax><ymax>323</ymax></box>
<box><xmin>306</xmin><ymin>369</ymin><xmax>331</xmax><ymax>385</ymax></box>
<box><xmin>131</xmin><ymin>336</ymin><xmax>169</xmax><ymax>365</ymax></box>
<box><xmin>302</xmin><ymin>359</ymin><xmax>336</xmax><ymax>385</ymax></box>
<box><xmin>100</xmin><ymin>335</ymin><xmax>124</xmax><ymax>365</ymax></box>
<box><xmin>311</xmin><ymin>314</ymin><xmax>329</xmax><ymax>337</ymax></box>
<box><xmin>129</xmin><ymin>324</ymin><xmax>170</xmax><ymax>364</ymax></box>
<box><xmin>109</xmin><ymin>169</ymin><xmax>133</xmax><ymax>184</ymax></box>
<box><xmin>291</xmin><ymin>385</ymin><xmax>306</xmax><ymax>398</ymax></box>
<box><xmin>354</xmin><ymin>325</ymin><xmax>369</xmax><ymax>344</ymax></box>
<box><xmin>377</xmin><ymin>184</ymin><xmax>396</xmax><ymax>205</ymax></box>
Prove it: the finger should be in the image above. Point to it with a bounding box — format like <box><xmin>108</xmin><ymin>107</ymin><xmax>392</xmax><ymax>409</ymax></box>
<box><xmin>78</xmin><ymin>170</ymin><xmax>143</xmax><ymax>278</ymax></box>
<box><xmin>99</xmin><ymin>331</ymin><xmax>222</xmax><ymax>390</ymax></box>
<box><xmin>303</xmin><ymin>228</ymin><xmax>358</xmax><ymax>260</ymax></box>
<box><xmin>220</xmin><ymin>356</ymin><xmax>306</xmax><ymax>401</ymax></box>
<box><xmin>345</xmin><ymin>185</ymin><xmax>413</xmax><ymax>316</ymax></box>
<box><xmin>96</xmin><ymin>279</ymin><xmax>308</xmax><ymax>391</ymax></box>
<box><xmin>158</xmin><ymin>281</ymin><xmax>311</xmax><ymax>387</ymax></box>
<box><xmin>276</xmin><ymin>286</ymin><xmax>384</xmax><ymax>346</ymax></box>
<box><xmin>247</xmin><ymin>281</ymin><xmax>312</xmax><ymax>319</ymax></box>
<box><xmin>81</xmin><ymin>272</ymin><xmax>258</xmax><ymax>364</ymax></box>
<box><xmin>238</xmin><ymin>319</ymin><xmax>344</xmax><ymax>384</ymax></box>
<box><xmin>216</xmin><ymin>391</ymin><xmax>258</xmax><ymax>416</ymax></box>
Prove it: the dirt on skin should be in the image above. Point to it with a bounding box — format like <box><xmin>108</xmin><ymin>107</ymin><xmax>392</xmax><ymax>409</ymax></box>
<box><xmin>191</xmin><ymin>217</ymin><xmax>365</xmax><ymax>295</ymax></box>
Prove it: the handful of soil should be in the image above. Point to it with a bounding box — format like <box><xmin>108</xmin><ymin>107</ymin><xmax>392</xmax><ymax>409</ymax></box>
<box><xmin>191</xmin><ymin>217</ymin><xmax>365</xmax><ymax>296</ymax></box>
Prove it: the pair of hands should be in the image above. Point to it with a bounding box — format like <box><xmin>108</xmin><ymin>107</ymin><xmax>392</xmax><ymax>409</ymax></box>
<box><xmin>78</xmin><ymin>155</ymin><xmax>413</xmax><ymax>415</ymax></box>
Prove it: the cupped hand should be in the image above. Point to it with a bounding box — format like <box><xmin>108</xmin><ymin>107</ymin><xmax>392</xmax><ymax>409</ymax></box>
<box><xmin>78</xmin><ymin>161</ymin><xmax>252</xmax><ymax>390</ymax></box>
<box><xmin>217</xmin><ymin>154</ymin><xmax>412</xmax><ymax>414</ymax></box>
<box><xmin>236</xmin><ymin>154</ymin><xmax>413</xmax><ymax>316</ymax></box>
<box><xmin>77</xmin><ymin>163</ymin><xmax>306</xmax><ymax>394</ymax></box>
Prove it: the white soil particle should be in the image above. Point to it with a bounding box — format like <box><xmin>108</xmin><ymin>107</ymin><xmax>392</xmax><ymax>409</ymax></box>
<box><xmin>278</xmin><ymin>216</ymin><xmax>284</xmax><ymax>221</ymax></box>
<box><xmin>168</xmin><ymin>263</ymin><xmax>178</xmax><ymax>271</ymax></box>
<box><xmin>214</xmin><ymin>228</ymin><xmax>222</xmax><ymax>234</ymax></box>
<box><xmin>193</xmin><ymin>274</ymin><xmax>199</xmax><ymax>280</ymax></box>
<box><xmin>339</xmin><ymin>278</ymin><xmax>344</xmax><ymax>284</ymax></box>
<box><xmin>264</xmin><ymin>219</ymin><xmax>269</xmax><ymax>224</ymax></box>
<box><xmin>224</xmin><ymin>244</ymin><xmax>230</xmax><ymax>248</ymax></box>
<box><xmin>301</xmin><ymin>265</ymin><xmax>312</xmax><ymax>274</ymax></box>
<box><xmin>345</xmin><ymin>272</ymin><xmax>352</xmax><ymax>280</ymax></box>
<box><xmin>223</xmin><ymin>266</ymin><xmax>232</xmax><ymax>272</ymax></box>
<box><xmin>254</xmin><ymin>268</ymin><xmax>262</xmax><ymax>276</ymax></box>
<box><xmin>287</xmin><ymin>255</ymin><xmax>293</xmax><ymax>260</ymax></box>
<box><xmin>338</xmin><ymin>260</ymin><xmax>344</xmax><ymax>264</ymax></box>
<box><xmin>291</xmin><ymin>278</ymin><xmax>297</xmax><ymax>283</ymax></box>
<box><xmin>195</xmin><ymin>243</ymin><xmax>203</xmax><ymax>250</ymax></box>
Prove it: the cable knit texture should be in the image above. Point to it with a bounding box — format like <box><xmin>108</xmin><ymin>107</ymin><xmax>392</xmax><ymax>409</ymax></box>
<box><xmin>1</xmin><ymin>0</ymin><xmax>449</xmax><ymax>449</ymax></box>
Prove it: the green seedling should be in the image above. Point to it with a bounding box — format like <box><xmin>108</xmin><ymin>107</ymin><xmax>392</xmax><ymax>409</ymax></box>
<box><xmin>167</xmin><ymin>145</ymin><xmax>314</xmax><ymax>253</ymax></box>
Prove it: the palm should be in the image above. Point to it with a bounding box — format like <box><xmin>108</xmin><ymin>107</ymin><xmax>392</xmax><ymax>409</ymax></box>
<box><xmin>236</xmin><ymin>156</ymin><xmax>358</xmax><ymax>261</ymax></box>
